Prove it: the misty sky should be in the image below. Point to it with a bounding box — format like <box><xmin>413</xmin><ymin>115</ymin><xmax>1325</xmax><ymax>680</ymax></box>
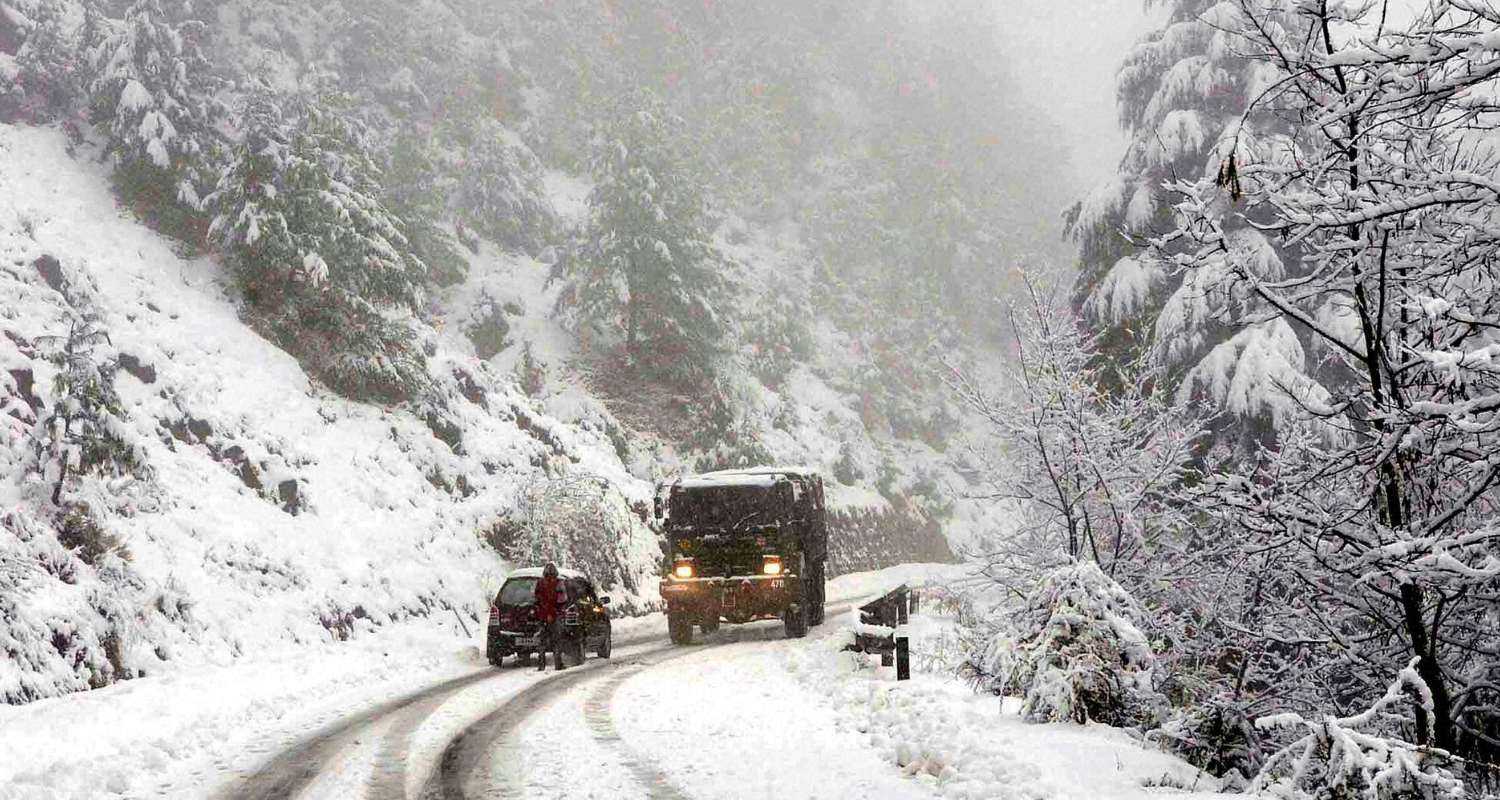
<box><xmin>989</xmin><ymin>1</ymin><xmax>1151</xmax><ymax>195</ymax></box>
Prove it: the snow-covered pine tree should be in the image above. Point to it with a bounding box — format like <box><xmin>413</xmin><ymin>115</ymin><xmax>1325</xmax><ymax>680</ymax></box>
<box><xmin>1069</xmin><ymin>0</ymin><xmax>1302</xmax><ymax>450</ymax></box>
<box><xmin>3</xmin><ymin>0</ymin><xmax>97</xmax><ymax>126</ymax></box>
<box><xmin>383</xmin><ymin>129</ymin><xmax>468</xmax><ymax>287</ymax></box>
<box><xmin>448</xmin><ymin>114</ymin><xmax>556</xmax><ymax>254</ymax></box>
<box><xmin>87</xmin><ymin>0</ymin><xmax>219</xmax><ymax>241</ymax></box>
<box><xmin>208</xmin><ymin>94</ymin><xmax>430</xmax><ymax>403</ymax></box>
<box><xmin>563</xmin><ymin>88</ymin><xmax>730</xmax><ymax>387</ymax></box>
<box><xmin>29</xmin><ymin>318</ymin><xmax>143</xmax><ymax>507</ymax></box>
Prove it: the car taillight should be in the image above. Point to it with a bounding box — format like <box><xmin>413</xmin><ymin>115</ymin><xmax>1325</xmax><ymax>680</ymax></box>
<box><xmin>488</xmin><ymin>606</ymin><xmax>499</xmax><ymax>625</ymax></box>
<box><xmin>564</xmin><ymin>607</ymin><xmax>580</xmax><ymax>623</ymax></box>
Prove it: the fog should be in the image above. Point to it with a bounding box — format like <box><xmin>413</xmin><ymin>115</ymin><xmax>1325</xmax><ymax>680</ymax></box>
<box><xmin>989</xmin><ymin>0</ymin><xmax>1152</xmax><ymax>196</ymax></box>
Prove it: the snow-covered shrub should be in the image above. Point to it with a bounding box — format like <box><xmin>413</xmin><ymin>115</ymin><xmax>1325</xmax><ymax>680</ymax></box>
<box><xmin>510</xmin><ymin>474</ymin><xmax>661</xmax><ymax>613</ymax></box>
<box><xmin>692</xmin><ymin>415</ymin><xmax>776</xmax><ymax>473</ymax></box>
<box><xmin>742</xmin><ymin>286</ymin><xmax>813</xmax><ymax>392</ymax></box>
<box><xmin>0</xmin><ymin>508</ymin><xmax>160</xmax><ymax>703</ymax></box>
<box><xmin>1151</xmin><ymin>693</ymin><xmax>1264</xmax><ymax>784</ymax></box>
<box><xmin>968</xmin><ymin>561</ymin><xmax>1164</xmax><ymax>727</ymax></box>
<box><xmin>1253</xmin><ymin>658</ymin><xmax>1466</xmax><ymax>800</ymax></box>
<box><xmin>514</xmin><ymin>341</ymin><xmax>546</xmax><ymax>397</ymax></box>
<box><xmin>464</xmin><ymin>291</ymin><xmax>512</xmax><ymax>361</ymax></box>
<box><xmin>55</xmin><ymin>501</ymin><xmax>129</xmax><ymax>565</ymax></box>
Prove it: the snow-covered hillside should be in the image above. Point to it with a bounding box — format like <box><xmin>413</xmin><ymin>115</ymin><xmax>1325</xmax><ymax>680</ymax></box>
<box><xmin>0</xmin><ymin>123</ymin><xmax>660</xmax><ymax>703</ymax></box>
<box><xmin>0</xmin><ymin>120</ymin><xmax>981</xmax><ymax>706</ymax></box>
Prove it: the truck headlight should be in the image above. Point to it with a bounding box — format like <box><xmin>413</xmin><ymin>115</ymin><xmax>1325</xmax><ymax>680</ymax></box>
<box><xmin>674</xmin><ymin>560</ymin><xmax>695</xmax><ymax>579</ymax></box>
<box><xmin>762</xmin><ymin>556</ymin><xmax>782</xmax><ymax>575</ymax></box>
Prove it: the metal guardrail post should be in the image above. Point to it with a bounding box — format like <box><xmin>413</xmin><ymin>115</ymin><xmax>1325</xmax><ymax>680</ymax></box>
<box><xmin>896</xmin><ymin>636</ymin><xmax>910</xmax><ymax>681</ymax></box>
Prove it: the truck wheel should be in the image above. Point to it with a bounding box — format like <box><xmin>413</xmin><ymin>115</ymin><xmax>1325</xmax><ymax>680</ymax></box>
<box><xmin>597</xmin><ymin>630</ymin><xmax>613</xmax><ymax>659</ymax></box>
<box><xmin>783</xmin><ymin>602</ymin><xmax>809</xmax><ymax>639</ymax></box>
<box><xmin>668</xmin><ymin>613</ymin><xmax>693</xmax><ymax>645</ymax></box>
<box><xmin>568</xmin><ymin>636</ymin><xmax>585</xmax><ymax>665</ymax></box>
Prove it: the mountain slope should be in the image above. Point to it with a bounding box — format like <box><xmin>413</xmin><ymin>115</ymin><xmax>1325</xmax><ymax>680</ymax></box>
<box><xmin>1</xmin><ymin>119</ymin><xmax>973</xmax><ymax>705</ymax></box>
<box><xmin>0</xmin><ymin>123</ymin><xmax>658</xmax><ymax>702</ymax></box>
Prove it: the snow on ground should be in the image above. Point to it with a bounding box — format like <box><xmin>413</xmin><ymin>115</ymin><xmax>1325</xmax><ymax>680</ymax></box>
<box><xmin>611</xmin><ymin>621</ymin><xmax>939</xmax><ymax>799</ymax></box>
<box><xmin>0</xmin><ymin>122</ymin><xmax>662</xmax><ymax>705</ymax></box>
<box><xmin>0</xmin><ymin>606</ymin><xmax>667</xmax><ymax>800</ymax></box>
<box><xmin>608</xmin><ymin>564</ymin><xmax>1232</xmax><ymax>800</ymax></box>
<box><xmin>0</xmin><ymin>617</ymin><xmax>481</xmax><ymax>799</ymax></box>
<box><xmin>784</xmin><ymin>572</ymin><xmax>1233</xmax><ymax>800</ymax></box>
<box><xmin>0</xmin><ymin>564</ymin><xmax>1231</xmax><ymax>799</ymax></box>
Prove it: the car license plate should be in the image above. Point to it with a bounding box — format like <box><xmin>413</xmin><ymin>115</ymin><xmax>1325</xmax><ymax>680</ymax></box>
<box><xmin>516</xmin><ymin>636</ymin><xmax>538</xmax><ymax>647</ymax></box>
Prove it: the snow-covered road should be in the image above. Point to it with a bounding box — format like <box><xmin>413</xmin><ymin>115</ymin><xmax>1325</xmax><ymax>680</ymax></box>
<box><xmin>220</xmin><ymin>601</ymin><xmax>863</xmax><ymax>800</ymax></box>
<box><xmin>1</xmin><ymin>565</ymin><xmax>1228</xmax><ymax>800</ymax></box>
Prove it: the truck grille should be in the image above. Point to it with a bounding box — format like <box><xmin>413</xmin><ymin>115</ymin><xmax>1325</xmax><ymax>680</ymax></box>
<box><xmin>698</xmin><ymin>556</ymin><xmax>761</xmax><ymax>578</ymax></box>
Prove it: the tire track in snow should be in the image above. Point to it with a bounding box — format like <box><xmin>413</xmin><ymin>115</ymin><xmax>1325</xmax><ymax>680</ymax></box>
<box><xmin>221</xmin><ymin>625</ymin><xmax>667</xmax><ymax>800</ymax></box>
<box><xmin>216</xmin><ymin>669</ymin><xmax>499</xmax><ymax>800</ymax></box>
<box><xmin>428</xmin><ymin>600</ymin><xmax>858</xmax><ymax>800</ymax></box>
<box><xmin>581</xmin><ymin>662</ymin><xmax>690</xmax><ymax>800</ymax></box>
<box><xmin>423</xmin><ymin>646</ymin><xmax>679</xmax><ymax>800</ymax></box>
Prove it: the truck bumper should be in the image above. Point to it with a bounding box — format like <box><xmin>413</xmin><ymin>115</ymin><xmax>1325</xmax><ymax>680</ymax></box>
<box><xmin>660</xmin><ymin>575</ymin><xmax>799</xmax><ymax>624</ymax></box>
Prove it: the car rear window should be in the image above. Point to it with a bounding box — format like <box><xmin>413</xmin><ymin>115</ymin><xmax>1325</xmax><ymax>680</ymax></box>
<box><xmin>497</xmin><ymin>577</ymin><xmax>537</xmax><ymax>606</ymax></box>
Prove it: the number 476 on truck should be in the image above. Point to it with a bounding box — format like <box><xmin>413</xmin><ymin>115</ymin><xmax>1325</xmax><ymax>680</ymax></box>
<box><xmin>653</xmin><ymin>467</ymin><xmax>829</xmax><ymax>643</ymax></box>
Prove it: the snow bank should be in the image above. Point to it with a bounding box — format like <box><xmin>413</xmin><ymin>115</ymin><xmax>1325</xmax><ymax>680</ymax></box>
<box><xmin>783</xmin><ymin>567</ymin><xmax>1230</xmax><ymax>800</ymax></box>
<box><xmin>0</xmin><ymin>619</ymin><xmax>481</xmax><ymax>799</ymax></box>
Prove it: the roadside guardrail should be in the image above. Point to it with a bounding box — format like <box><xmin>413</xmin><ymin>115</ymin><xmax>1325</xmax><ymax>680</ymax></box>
<box><xmin>846</xmin><ymin>583</ymin><xmax>919</xmax><ymax>680</ymax></box>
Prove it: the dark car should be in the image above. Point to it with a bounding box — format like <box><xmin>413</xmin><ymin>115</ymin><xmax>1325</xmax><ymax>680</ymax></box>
<box><xmin>486</xmin><ymin>567</ymin><xmax>613</xmax><ymax>667</ymax></box>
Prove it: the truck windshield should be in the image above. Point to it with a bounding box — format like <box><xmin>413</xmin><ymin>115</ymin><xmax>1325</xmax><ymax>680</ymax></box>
<box><xmin>497</xmin><ymin>577</ymin><xmax>538</xmax><ymax>606</ymax></box>
<box><xmin>669</xmin><ymin>485</ymin><xmax>783</xmax><ymax>532</ymax></box>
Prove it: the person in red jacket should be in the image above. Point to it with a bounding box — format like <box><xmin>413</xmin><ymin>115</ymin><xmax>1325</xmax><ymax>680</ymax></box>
<box><xmin>533</xmin><ymin>563</ymin><xmax>567</xmax><ymax>671</ymax></box>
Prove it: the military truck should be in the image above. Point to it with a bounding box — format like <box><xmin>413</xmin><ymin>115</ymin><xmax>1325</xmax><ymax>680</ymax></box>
<box><xmin>654</xmin><ymin>467</ymin><xmax>828</xmax><ymax>643</ymax></box>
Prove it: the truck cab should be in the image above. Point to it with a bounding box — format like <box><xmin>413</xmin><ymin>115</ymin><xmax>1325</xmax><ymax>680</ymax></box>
<box><xmin>655</xmin><ymin>467</ymin><xmax>828</xmax><ymax>643</ymax></box>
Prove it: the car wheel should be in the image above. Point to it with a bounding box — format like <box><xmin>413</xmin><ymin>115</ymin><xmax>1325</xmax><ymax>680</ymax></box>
<box><xmin>568</xmin><ymin>636</ymin><xmax>585</xmax><ymax>665</ymax></box>
<box><xmin>668</xmin><ymin>612</ymin><xmax>693</xmax><ymax>645</ymax></box>
<box><xmin>597</xmin><ymin>630</ymin><xmax>613</xmax><ymax>659</ymax></box>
